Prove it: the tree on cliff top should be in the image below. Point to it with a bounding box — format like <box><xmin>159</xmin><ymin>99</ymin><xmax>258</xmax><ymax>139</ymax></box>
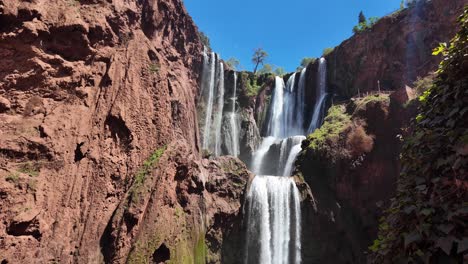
<box><xmin>252</xmin><ymin>48</ymin><xmax>268</xmax><ymax>74</ymax></box>
<box><xmin>358</xmin><ymin>11</ymin><xmax>366</xmax><ymax>24</ymax></box>
<box><xmin>257</xmin><ymin>64</ymin><xmax>273</xmax><ymax>75</ymax></box>
<box><xmin>225</xmin><ymin>57</ymin><xmax>240</xmax><ymax>70</ymax></box>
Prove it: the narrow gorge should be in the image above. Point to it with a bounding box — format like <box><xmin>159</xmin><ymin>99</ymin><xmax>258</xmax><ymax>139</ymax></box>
<box><xmin>0</xmin><ymin>0</ymin><xmax>466</xmax><ymax>263</ymax></box>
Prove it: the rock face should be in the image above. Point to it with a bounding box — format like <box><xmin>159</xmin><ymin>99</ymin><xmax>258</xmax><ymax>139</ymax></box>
<box><xmin>101</xmin><ymin>141</ymin><xmax>252</xmax><ymax>264</ymax></box>
<box><xmin>0</xmin><ymin>0</ymin><xmax>251</xmax><ymax>263</ymax></box>
<box><xmin>295</xmin><ymin>92</ymin><xmax>418</xmax><ymax>263</ymax></box>
<box><xmin>326</xmin><ymin>0</ymin><xmax>465</xmax><ymax>98</ymax></box>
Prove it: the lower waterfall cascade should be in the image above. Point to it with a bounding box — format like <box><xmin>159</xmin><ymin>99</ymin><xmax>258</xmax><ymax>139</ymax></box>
<box><xmin>244</xmin><ymin>59</ymin><xmax>328</xmax><ymax>263</ymax></box>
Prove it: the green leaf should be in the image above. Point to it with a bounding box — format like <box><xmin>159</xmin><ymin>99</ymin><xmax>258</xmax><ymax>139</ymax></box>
<box><xmin>432</xmin><ymin>43</ymin><xmax>447</xmax><ymax>55</ymax></box>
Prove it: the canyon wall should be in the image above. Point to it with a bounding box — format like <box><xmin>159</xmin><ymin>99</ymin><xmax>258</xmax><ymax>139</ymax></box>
<box><xmin>325</xmin><ymin>0</ymin><xmax>465</xmax><ymax>98</ymax></box>
<box><xmin>0</xmin><ymin>0</ymin><xmax>251</xmax><ymax>263</ymax></box>
<box><xmin>296</xmin><ymin>90</ymin><xmax>418</xmax><ymax>263</ymax></box>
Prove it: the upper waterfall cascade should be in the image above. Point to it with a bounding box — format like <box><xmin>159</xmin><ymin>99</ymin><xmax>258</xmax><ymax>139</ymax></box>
<box><xmin>308</xmin><ymin>57</ymin><xmax>328</xmax><ymax>133</ymax></box>
<box><xmin>199</xmin><ymin>49</ymin><xmax>226</xmax><ymax>156</ymax></box>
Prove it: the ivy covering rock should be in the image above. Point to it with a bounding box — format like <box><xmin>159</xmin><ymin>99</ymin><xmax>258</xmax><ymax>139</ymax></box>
<box><xmin>370</xmin><ymin>8</ymin><xmax>468</xmax><ymax>263</ymax></box>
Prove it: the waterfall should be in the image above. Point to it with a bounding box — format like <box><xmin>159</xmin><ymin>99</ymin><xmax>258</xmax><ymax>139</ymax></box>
<box><xmin>227</xmin><ymin>72</ymin><xmax>240</xmax><ymax>157</ymax></box>
<box><xmin>214</xmin><ymin>63</ymin><xmax>225</xmax><ymax>156</ymax></box>
<box><xmin>245</xmin><ymin>176</ymin><xmax>302</xmax><ymax>264</ymax></box>
<box><xmin>202</xmin><ymin>52</ymin><xmax>216</xmax><ymax>151</ymax></box>
<box><xmin>246</xmin><ymin>73</ymin><xmax>306</xmax><ymax>263</ymax></box>
<box><xmin>267</xmin><ymin>76</ymin><xmax>285</xmax><ymax>138</ymax></box>
<box><xmin>200</xmin><ymin>51</ymin><xmax>225</xmax><ymax>156</ymax></box>
<box><xmin>307</xmin><ymin>57</ymin><xmax>328</xmax><ymax>133</ymax></box>
<box><xmin>267</xmin><ymin>71</ymin><xmax>308</xmax><ymax>138</ymax></box>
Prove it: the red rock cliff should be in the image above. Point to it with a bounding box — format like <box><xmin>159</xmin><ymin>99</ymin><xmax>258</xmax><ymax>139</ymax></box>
<box><xmin>0</xmin><ymin>0</ymin><xmax>251</xmax><ymax>263</ymax></box>
<box><xmin>325</xmin><ymin>0</ymin><xmax>465</xmax><ymax>98</ymax></box>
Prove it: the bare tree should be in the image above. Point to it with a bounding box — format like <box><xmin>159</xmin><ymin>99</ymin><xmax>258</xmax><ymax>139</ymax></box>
<box><xmin>252</xmin><ymin>48</ymin><xmax>268</xmax><ymax>74</ymax></box>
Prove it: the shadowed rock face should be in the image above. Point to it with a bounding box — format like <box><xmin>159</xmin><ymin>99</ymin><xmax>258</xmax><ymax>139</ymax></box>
<box><xmin>0</xmin><ymin>0</ymin><xmax>253</xmax><ymax>263</ymax></box>
<box><xmin>295</xmin><ymin>90</ymin><xmax>418</xmax><ymax>263</ymax></box>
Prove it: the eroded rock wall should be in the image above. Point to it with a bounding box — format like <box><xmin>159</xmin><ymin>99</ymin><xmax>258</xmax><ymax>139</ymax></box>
<box><xmin>0</xmin><ymin>0</ymin><xmax>251</xmax><ymax>263</ymax></box>
<box><xmin>326</xmin><ymin>0</ymin><xmax>465</xmax><ymax>98</ymax></box>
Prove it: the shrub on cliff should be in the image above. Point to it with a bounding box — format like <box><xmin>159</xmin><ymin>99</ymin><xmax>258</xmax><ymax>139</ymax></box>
<box><xmin>413</xmin><ymin>72</ymin><xmax>436</xmax><ymax>96</ymax></box>
<box><xmin>370</xmin><ymin>8</ymin><xmax>468</xmax><ymax>263</ymax></box>
<box><xmin>322</xmin><ymin>47</ymin><xmax>334</xmax><ymax>57</ymax></box>
<box><xmin>352</xmin><ymin>16</ymin><xmax>380</xmax><ymax>34</ymax></box>
<box><xmin>304</xmin><ymin>104</ymin><xmax>352</xmax><ymax>162</ymax></box>
<box><xmin>346</xmin><ymin>126</ymin><xmax>374</xmax><ymax>156</ymax></box>
<box><xmin>199</xmin><ymin>31</ymin><xmax>211</xmax><ymax>50</ymax></box>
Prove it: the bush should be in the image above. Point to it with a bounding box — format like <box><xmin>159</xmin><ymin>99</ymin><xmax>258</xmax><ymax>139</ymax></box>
<box><xmin>306</xmin><ymin>105</ymin><xmax>351</xmax><ymax>157</ymax></box>
<box><xmin>198</xmin><ymin>31</ymin><xmax>211</xmax><ymax>50</ymax></box>
<box><xmin>6</xmin><ymin>172</ymin><xmax>19</xmax><ymax>183</ymax></box>
<box><xmin>297</xmin><ymin>57</ymin><xmax>317</xmax><ymax>71</ymax></box>
<box><xmin>322</xmin><ymin>47</ymin><xmax>334</xmax><ymax>57</ymax></box>
<box><xmin>352</xmin><ymin>16</ymin><xmax>380</xmax><ymax>34</ymax></box>
<box><xmin>225</xmin><ymin>57</ymin><xmax>240</xmax><ymax>70</ymax></box>
<box><xmin>413</xmin><ymin>72</ymin><xmax>435</xmax><ymax>96</ymax></box>
<box><xmin>346</xmin><ymin>125</ymin><xmax>374</xmax><ymax>155</ymax></box>
<box><xmin>246</xmin><ymin>77</ymin><xmax>261</xmax><ymax>97</ymax></box>
<box><xmin>149</xmin><ymin>63</ymin><xmax>160</xmax><ymax>73</ymax></box>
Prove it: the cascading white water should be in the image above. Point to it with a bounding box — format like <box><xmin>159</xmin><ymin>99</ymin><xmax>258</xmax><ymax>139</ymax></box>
<box><xmin>267</xmin><ymin>70</ymin><xmax>308</xmax><ymax>138</ymax></box>
<box><xmin>227</xmin><ymin>72</ymin><xmax>240</xmax><ymax>157</ymax></box>
<box><xmin>200</xmin><ymin>51</ymin><xmax>225</xmax><ymax>156</ymax></box>
<box><xmin>245</xmin><ymin>176</ymin><xmax>301</xmax><ymax>264</ymax></box>
<box><xmin>202</xmin><ymin>52</ymin><xmax>216</xmax><ymax>151</ymax></box>
<box><xmin>295</xmin><ymin>68</ymin><xmax>307</xmax><ymax>133</ymax></box>
<box><xmin>267</xmin><ymin>76</ymin><xmax>285</xmax><ymax>138</ymax></box>
<box><xmin>246</xmin><ymin>73</ymin><xmax>307</xmax><ymax>263</ymax></box>
<box><xmin>308</xmin><ymin>57</ymin><xmax>328</xmax><ymax>133</ymax></box>
<box><xmin>214</xmin><ymin>63</ymin><xmax>225</xmax><ymax>156</ymax></box>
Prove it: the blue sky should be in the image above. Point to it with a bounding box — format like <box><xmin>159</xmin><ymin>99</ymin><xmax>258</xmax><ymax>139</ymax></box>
<box><xmin>184</xmin><ymin>0</ymin><xmax>402</xmax><ymax>72</ymax></box>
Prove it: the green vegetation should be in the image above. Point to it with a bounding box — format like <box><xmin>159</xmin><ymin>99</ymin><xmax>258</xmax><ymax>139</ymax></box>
<box><xmin>413</xmin><ymin>72</ymin><xmax>435</xmax><ymax>96</ymax></box>
<box><xmin>322</xmin><ymin>47</ymin><xmax>334</xmax><ymax>57</ymax></box>
<box><xmin>359</xmin><ymin>11</ymin><xmax>366</xmax><ymax>24</ymax></box>
<box><xmin>353</xmin><ymin>94</ymin><xmax>390</xmax><ymax>113</ymax></box>
<box><xmin>352</xmin><ymin>11</ymin><xmax>380</xmax><ymax>34</ymax></box>
<box><xmin>149</xmin><ymin>63</ymin><xmax>160</xmax><ymax>73</ymax></box>
<box><xmin>128</xmin><ymin>146</ymin><xmax>166</xmax><ymax>204</ymax></box>
<box><xmin>225</xmin><ymin>57</ymin><xmax>240</xmax><ymax>70</ymax></box>
<box><xmin>297</xmin><ymin>57</ymin><xmax>317</xmax><ymax>71</ymax></box>
<box><xmin>27</xmin><ymin>179</ymin><xmax>38</xmax><ymax>192</ymax></box>
<box><xmin>371</xmin><ymin>8</ymin><xmax>468</xmax><ymax>263</ymax></box>
<box><xmin>252</xmin><ymin>48</ymin><xmax>269</xmax><ymax>74</ymax></box>
<box><xmin>257</xmin><ymin>64</ymin><xmax>273</xmax><ymax>75</ymax></box>
<box><xmin>245</xmin><ymin>76</ymin><xmax>261</xmax><ymax>97</ymax></box>
<box><xmin>306</xmin><ymin>105</ymin><xmax>351</xmax><ymax>153</ymax></box>
<box><xmin>18</xmin><ymin>162</ymin><xmax>39</xmax><ymax>177</ymax></box>
<box><xmin>274</xmin><ymin>67</ymin><xmax>286</xmax><ymax>77</ymax></box>
<box><xmin>6</xmin><ymin>172</ymin><xmax>20</xmax><ymax>183</ymax></box>
<box><xmin>198</xmin><ymin>31</ymin><xmax>211</xmax><ymax>50</ymax></box>
<box><xmin>194</xmin><ymin>233</ymin><xmax>207</xmax><ymax>264</ymax></box>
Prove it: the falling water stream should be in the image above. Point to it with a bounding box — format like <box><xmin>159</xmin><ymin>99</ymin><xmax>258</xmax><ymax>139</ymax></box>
<box><xmin>245</xmin><ymin>68</ymin><xmax>312</xmax><ymax>264</ymax></box>
<box><xmin>199</xmin><ymin>53</ymin><xmax>329</xmax><ymax>263</ymax></box>
<box><xmin>200</xmin><ymin>49</ymin><xmax>225</xmax><ymax>156</ymax></box>
<box><xmin>227</xmin><ymin>72</ymin><xmax>240</xmax><ymax>157</ymax></box>
<box><xmin>308</xmin><ymin>58</ymin><xmax>328</xmax><ymax>133</ymax></box>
